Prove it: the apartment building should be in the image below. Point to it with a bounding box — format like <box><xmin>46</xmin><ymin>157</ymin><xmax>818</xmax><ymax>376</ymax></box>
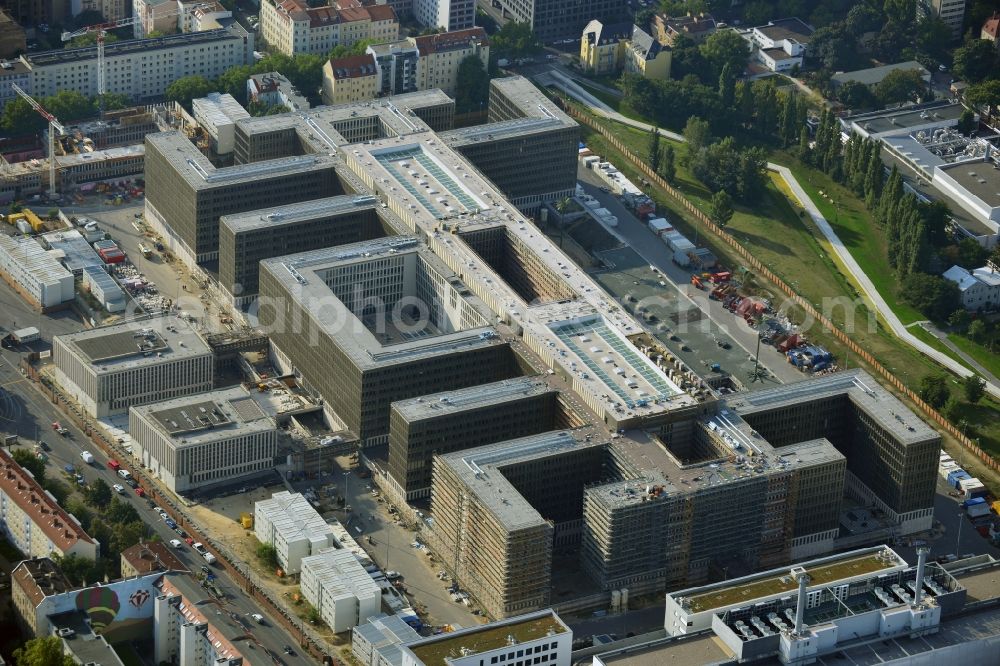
<box><xmin>0</xmin><ymin>58</ymin><xmax>31</xmax><ymax>109</ymax></box>
<box><xmin>411</xmin><ymin>27</ymin><xmax>488</xmax><ymax>97</ymax></box>
<box><xmin>20</xmin><ymin>25</ymin><xmax>254</xmax><ymax>100</ymax></box>
<box><xmin>248</xmin><ymin>71</ymin><xmax>311</xmax><ymax>112</ymax></box>
<box><xmin>918</xmin><ymin>0</ymin><xmax>966</xmax><ymax>40</ymax></box>
<box><xmin>652</xmin><ymin>12</ymin><xmax>717</xmax><ymax>46</ymax></box>
<box><xmin>440</xmin><ymin>77</ymin><xmax>579</xmax><ymax>212</ymax></box>
<box><xmin>120</xmin><ymin>541</ymin><xmax>187</xmax><ymax>578</ymax></box>
<box><xmin>943</xmin><ymin>264</ymin><xmax>1000</xmax><ymax>310</ymax></box>
<box><xmin>300</xmin><ymin>548</ymin><xmax>381</xmax><ymax>632</ymax></box>
<box><xmin>258</xmin><ymin>238</ymin><xmax>516</xmax><ymax>444</ymax></box>
<box><xmin>412</xmin><ymin>0</ymin><xmax>474</xmax><ymax>32</ymax></box>
<box><xmin>0</xmin><ymin>234</ymin><xmax>74</xmax><ymax>310</ymax></box>
<box><xmin>133</xmin><ymin>0</ymin><xmax>182</xmax><ymax>37</ymax></box>
<box><xmin>490</xmin><ymin>0</ymin><xmax>624</xmax><ymax>42</ymax></box>
<box><xmin>387</xmin><ymin>377</ymin><xmax>563</xmax><ymax>501</ymax></box>
<box><xmin>0</xmin><ymin>449</ymin><xmax>98</xmax><ymax>562</ymax></box>
<box><xmin>322</xmin><ymin>53</ymin><xmax>379</xmax><ymax>105</ymax></box>
<box><xmin>53</xmin><ymin>315</ymin><xmax>214</xmax><ymax>418</ymax></box>
<box><xmin>367</xmin><ymin>40</ymin><xmax>420</xmax><ymax>96</ymax></box>
<box><xmin>260</xmin><ymin>0</ymin><xmax>398</xmax><ymax>56</ymax></box>
<box><xmin>155</xmin><ymin>575</ymin><xmax>251</xmax><ymax>665</ymax></box>
<box><xmin>254</xmin><ymin>491</ymin><xmax>337</xmax><ymax>574</ymax></box>
<box><xmin>219</xmin><ymin>194</ymin><xmax>391</xmax><ymax>306</ymax></box>
<box><xmin>129</xmin><ymin>386</ymin><xmax>279</xmax><ymax>494</ymax></box>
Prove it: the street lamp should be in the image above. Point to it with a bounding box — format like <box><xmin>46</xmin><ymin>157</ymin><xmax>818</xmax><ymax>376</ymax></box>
<box><xmin>343</xmin><ymin>471</ymin><xmax>350</xmax><ymax>510</ymax></box>
<box><xmin>955</xmin><ymin>512</ymin><xmax>963</xmax><ymax>558</ymax></box>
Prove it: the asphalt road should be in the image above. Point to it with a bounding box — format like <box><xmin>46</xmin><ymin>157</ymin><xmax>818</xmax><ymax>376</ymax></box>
<box><xmin>0</xmin><ymin>344</ymin><xmax>303</xmax><ymax>661</ymax></box>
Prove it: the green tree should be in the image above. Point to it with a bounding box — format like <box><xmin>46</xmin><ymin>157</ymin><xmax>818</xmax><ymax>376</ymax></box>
<box><xmin>957</xmin><ymin>108</ymin><xmax>977</xmax><ymax>135</ymax></box>
<box><xmin>968</xmin><ymin>319</ymin><xmax>987</xmax><ymax>343</ymax></box>
<box><xmin>1</xmin><ymin>97</ymin><xmax>47</xmax><ymax>135</ymax></box>
<box><xmin>109</xmin><ymin>521</ymin><xmax>146</xmax><ymax>555</ymax></box>
<box><xmin>97</xmin><ymin>92</ymin><xmax>132</xmax><ymax>111</ymax></box>
<box><xmin>873</xmin><ymin>69</ymin><xmax>928</xmax><ymax>106</ymax></box>
<box><xmin>699</xmin><ymin>29</ymin><xmax>750</xmax><ymax>78</ymax></box>
<box><xmin>943</xmin><ymin>396</ymin><xmax>963</xmax><ymax>421</ymax></box>
<box><xmin>952</xmin><ymin>39</ymin><xmax>1000</xmax><ymax>84</ymax></box>
<box><xmin>83</xmin><ymin>478</ymin><xmax>112</xmax><ymax>509</ymax></box>
<box><xmin>899</xmin><ymin>272</ymin><xmax>961</xmax><ymax>321</ymax></box>
<box><xmin>11</xmin><ymin>448</ymin><xmax>46</xmax><ymax>481</ymax></box>
<box><xmin>948</xmin><ymin>309</ymin><xmax>971</xmax><ymax>332</ymax></box>
<box><xmin>43</xmin><ymin>91</ymin><xmax>95</xmax><ymax>123</ymax></box>
<box><xmin>845</xmin><ymin>3</ymin><xmax>882</xmax><ymax>37</ymax></box>
<box><xmin>915</xmin><ymin>17</ymin><xmax>953</xmax><ymax>62</ymax></box>
<box><xmin>836</xmin><ymin>80</ymin><xmax>875</xmax><ymax>110</ymax></box>
<box><xmin>808</xmin><ymin>25</ymin><xmax>857</xmax><ymax>71</ymax></box>
<box><xmin>51</xmin><ymin>553</ymin><xmax>102</xmax><ymax>587</ymax></box>
<box><xmin>165</xmin><ymin>75</ymin><xmax>214</xmax><ymax>109</ymax></box>
<box><xmin>257</xmin><ymin>542</ymin><xmax>279</xmax><ymax>568</ymax></box>
<box><xmin>66</xmin><ymin>498</ymin><xmax>92</xmax><ymax>530</ymax></box>
<box><xmin>779</xmin><ymin>92</ymin><xmax>798</xmax><ymax>147</ymax></box>
<box><xmin>962</xmin><ymin>374</ymin><xmax>986</xmax><ymax>404</ymax></box>
<box><xmin>709</xmin><ymin>190</ymin><xmax>734</xmax><ymax>227</ymax></box>
<box><xmin>956</xmin><ymin>237</ymin><xmax>989</xmax><ymax>268</ymax></box>
<box><xmin>659</xmin><ymin>143</ymin><xmax>676</xmax><ymax>182</ymax></box>
<box><xmin>490</xmin><ymin>22</ymin><xmax>540</xmax><ymax>59</ymax></box>
<box><xmin>918</xmin><ymin>375</ymin><xmax>950</xmax><ymax>409</ymax></box>
<box><xmin>682</xmin><ymin>116</ymin><xmax>712</xmax><ymax>156</ymax></box>
<box><xmin>105</xmin><ymin>496</ymin><xmax>141</xmax><ymax>525</ymax></box>
<box><xmin>965</xmin><ymin>80</ymin><xmax>1000</xmax><ymax>109</ymax></box>
<box><xmin>13</xmin><ymin>636</ymin><xmax>75</xmax><ymax>666</ymax></box>
<box><xmin>67</xmin><ymin>32</ymin><xmax>119</xmax><ymax>49</ymax></box>
<box><xmin>454</xmin><ymin>55</ymin><xmax>490</xmax><ymax>113</ymax></box>
<box><xmin>648</xmin><ymin>127</ymin><xmax>661</xmax><ymax>173</ymax></box>
<box><xmin>718</xmin><ymin>62</ymin><xmax>735</xmax><ymax>107</ymax></box>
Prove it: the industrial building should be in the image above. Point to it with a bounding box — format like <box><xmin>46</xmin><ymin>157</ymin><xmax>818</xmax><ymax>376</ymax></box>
<box><xmin>258</xmin><ymin>237</ymin><xmax>515</xmax><ymax>443</ymax></box>
<box><xmin>82</xmin><ymin>265</ymin><xmax>127</xmax><ymax>313</ymax></box>
<box><xmin>398</xmin><ymin>610</ymin><xmax>572</xmax><ymax>666</ymax></box>
<box><xmin>300</xmin><ymin>547</ymin><xmax>381</xmax><ymax>633</ymax></box>
<box><xmin>191</xmin><ymin>92</ymin><xmax>251</xmax><ymax>157</ymax></box>
<box><xmin>428</xmin><ymin>371</ymin><xmax>936</xmax><ymax>620</ymax></box>
<box><xmin>218</xmin><ymin>194</ymin><xmax>396</xmax><ymax>307</ymax></box>
<box><xmin>129</xmin><ymin>385</ymin><xmax>280</xmax><ymax>494</ymax></box>
<box><xmin>254</xmin><ymin>490</ymin><xmax>337</xmax><ymax>574</ymax></box>
<box><xmin>53</xmin><ymin>315</ymin><xmax>214</xmax><ymax>418</ymax></box>
<box><xmin>0</xmin><ymin>234</ymin><xmax>74</xmax><ymax>310</ymax></box>
<box><xmin>387</xmin><ymin>377</ymin><xmax>565</xmax><ymax>500</ymax></box>
<box><xmin>0</xmin><ymin>448</ymin><xmax>99</xmax><ymax>563</ymax></box>
<box><xmin>13</xmin><ymin>25</ymin><xmax>254</xmax><ymax>102</ymax></box>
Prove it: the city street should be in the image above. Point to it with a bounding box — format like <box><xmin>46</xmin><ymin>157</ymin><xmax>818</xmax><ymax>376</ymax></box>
<box><xmin>0</xmin><ymin>342</ymin><xmax>304</xmax><ymax>661</ymax></box>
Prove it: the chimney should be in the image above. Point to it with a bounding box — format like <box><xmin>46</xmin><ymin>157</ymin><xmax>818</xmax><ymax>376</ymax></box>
<box><xmin>794</xmin><ymin>571</ymin><xmax>810</xmax><ymax>635</ymax></box>
<box><xmin>913</xmin><ymin>547</ymin><xmax>929</xmax><ymax>606</ymax></box>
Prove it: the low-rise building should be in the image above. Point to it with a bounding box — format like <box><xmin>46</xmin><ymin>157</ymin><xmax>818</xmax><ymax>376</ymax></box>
<box><xmin>191</xmin><ymin>92</ymin><xmax>251</xmax><ymax>156</ymax></box>
<box><xmin>0</xmin><ymin>448</ymin><xmax>99</xmax><ymax>563</ymax></box>
<box><xmin>0</xmin><ymin>234</ymin><xmax>75</xmax><ymax>310</ymax></box>
<box><xmin>398</xmin><ymin>610</ymin><xmax>573</xmax><ymax>666</ymax></box>
<box><xmin>82</xmin><ymin>265</ymin><xmax>127</xmax><ymax>313</ymax></box>
<box><xmin>121</xmin><ymin>541</ymin><xmax>188</xmax><ymax>578</ymax></box>
<box><xmin>652</xmin><ymin>12</ymin><xmax>716</xmax><ymax>46</ymax></box>
<box><xmin>260</xmin><ymin>0</ymin><xmax>398</xmax><ymax>57</ymax></box>
<box><xmin>53</xmin><ymin>314</ymin><xmax>214</xmax><ymax>418</ymax></box>
<box><xmin>254</xmin><ymin>491</ymin><xmax>337</xmax><ymax>574</ymax></box>
<box><xmin>830</xmin><ymin>61</ymin><xmax>931</xmax><ymax>91</ymax></box>
<box><xmin>580</xmin><ymin>21</ymin><xmax>670</xmax><ymax>79</ymax></box>
<box><xmin>300</xmin><ymin>548</ymin><xmax>381</xmax><ymax>633</ymax></box>
<box><xmin>248</xmin><ymin>71</ymin><xmax>311</xmax><ymax>111</ymax></box>
<box><xmin>352</xmin><ymin>614</ymin><xmax>421</xmax><ymax>666</ymax></box>
<box><xmin>943</xmin><ymin>264</ymin><xmax>1000</xmax><ymax>310</ymax></box>
<box><xmin>129</xmin><ymin>385</ymin><xmax>280</xmax><ymax>494</ymax></box>
<box><xmin>744</xmin><ymin>18</ymin><xmax>814</xmax><ymax>73</ymax></box>
<box><xmin>322</xmin><ymin>53</ymin><xmax>379</xmax><ymax>105</ymax></box>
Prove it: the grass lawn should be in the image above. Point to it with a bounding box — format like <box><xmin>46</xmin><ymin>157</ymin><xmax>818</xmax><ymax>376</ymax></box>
<box><xmin>909</xmin><ymin>324</ymin><xmax>968</xmax><ymax>365</ymax></box>
<box><xmin>948</xmin><ymin>333</ymin><xmax>1000</xmax><ymax>379</ymax></box>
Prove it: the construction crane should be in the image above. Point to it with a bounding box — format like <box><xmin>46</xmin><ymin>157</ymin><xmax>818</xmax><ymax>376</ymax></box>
<box><xmin>11</xmin><ymin>83</ymin><xmax>65</xmax><ymax>200</ymax></box>
<box><xmin>60</xmin><ymin>5</ymin><xmax>208</xmax><ymax>103</ymax></box>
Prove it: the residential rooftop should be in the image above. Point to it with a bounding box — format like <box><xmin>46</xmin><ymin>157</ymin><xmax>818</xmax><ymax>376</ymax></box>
<box><xmin>56</xmin><ymin>315</ymin><xmax>210</xmax><ymax>372</ymax></box>
<box><xmin>121</xmin><ymin>541</ymin><xmax>188</xmax><ymax>575</ymax></box>
<box><xmin>405</xmin><ymin>610</ymin><xmax>568</xmax><ymax>666</ymax></box>
<box><xmin>11</xmin><ymin>558</ymin><xmax>74</xmax><ymax>608</ymax></box>
<box><xmin>50</xmin><ymin>611</ymin><xmax>126</xmax><ymax>666</ymax></box>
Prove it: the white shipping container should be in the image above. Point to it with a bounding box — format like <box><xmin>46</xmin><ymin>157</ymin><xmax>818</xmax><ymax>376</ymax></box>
<box><xmin>648</xmin><ymin>218</ymin><xmax>670</xmax><ymax>235</ymax></box>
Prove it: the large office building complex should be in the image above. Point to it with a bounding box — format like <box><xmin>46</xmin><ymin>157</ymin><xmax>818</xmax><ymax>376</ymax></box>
<box><xmin>129</xmin><ymin>385</ymin><xmax>280</xmax><ymax>493</ymax></box>
<box><xmin>54</xmin><ymin>315</ymin><xmax>213</xmax><ymax>418</ymax></box>
<box><xmin>386</xmin><ymin>377</ymin><xmax>564</xmax><ymax>500</ymax></box>
<box><xmin>429</xmin><ymin>371</ymin><xmax>937</xmax><ymax>619</ymax></box>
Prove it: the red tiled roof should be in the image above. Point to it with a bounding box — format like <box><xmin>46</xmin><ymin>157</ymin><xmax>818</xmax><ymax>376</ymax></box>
<box><xmin>121</xmin><ymin>542</ymin><xmax>188</xmax><ymax>575</ymax></box>
<box><xmin>984</xmin><ymin>12</ymin><xmax>1000</xmax><ymax>40</ymax></box>
<box><xmin>0</xmin><ymin>448</ymin><xmax>95</xmax><ymax>554</ymax></box>
<box><xmin>307</xmin><ymin>5</ymin><xmax>339</xmax><ymax>26</ymax></box>
<box><xmin>366</xmin><ymin>4</ymin><xmax>396</xmax><ymax>21</ymax></box>
<box><xmin>336</xmin><ymin>5</ymin><xmax>368</xmax><ymax>22</ymax></box>
<box><xmin>412</xmin><ymin>26</ymin><xmax>487</xmax><ymax>56</ymax></box>
<box><xmin>328</xmin><ymin>53</ymin><xmax>378</xmax><ymax>79</ymax></box>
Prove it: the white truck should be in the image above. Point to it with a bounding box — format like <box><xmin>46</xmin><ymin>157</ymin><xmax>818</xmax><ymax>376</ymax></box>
<box><xmin>193</xmin><ymin>542</ymin><xmax>217</xmax><ymax>564</ymax></box>
<box><xmin>80</xmin><ymin>450</ymin><xmax>95</xmax><ymax>464</ymax></box>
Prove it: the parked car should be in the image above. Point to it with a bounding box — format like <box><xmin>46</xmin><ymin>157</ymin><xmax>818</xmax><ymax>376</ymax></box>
<box><xmin>251</xmin><ymin>613</ymin><xmax>265</xmax><ymax>624</ymax></box>
<box><xmin>135</xmin><ymin>486</ymin><xmax>145</xmax><ymax>497</ymax></box>
<box><xmin>169</xmin><ymin>539</ymin><xmax>183</xmax><ymax>548</ymax></box>
<box><xmin>113</xmin><ymin>483</ymin><xmax>126</xmax><ymax>494</ymax></box>
<box><xmin>107</xmin><ymin>459</ymin><xmax>121</xmax><ymax>471</ymax></box>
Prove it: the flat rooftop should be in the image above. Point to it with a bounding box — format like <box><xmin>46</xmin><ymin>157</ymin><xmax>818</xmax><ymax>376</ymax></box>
<box><xmin>391</xmin><ymin>376</ymin><xmax>557</xmax><ymax>421</ymax></box>
<box><xmin>135</xmin><ymin>385</ymin><xmax>276</xmax><ymax>446</ymax></box>
<box><xmin>259</xmin><ymin>236</ymin><xmax>500</xmax><ymax>370</ymax></box>
<box><xmin>488</xmin><ymin>76</ymin><xmax>576</xmax><ymax>124</ymax></box>
<box><xmin>406</xmin><ymin>611</ymin><xmax>568</xmax><ymax>665</ymax></box>
<box><xmin>440</xmin><ymin>117</ymin><xmax>569</xmax><ymax>146</ymax></box>
<box><xmin>370</xmin><ymin>143</ymin><xmax>489</xmax><ymax>219</ymax></box>
<box><xmin>57</xmin><ymin>315</ymin><xmax>210</xmax><ymax>372</ymax></box>
<box><xmin>726</xmin><ymin>369</ymin><xmax>939</xmax><ymax>446</ymax></box>
<box><xmin>51</xmin><ymin>612</ymin><xmax>126</xmax><ymax>666</ymax></box>
<box><xmin>674</xmin><ymin>547</ymin><xmax>906</xmax><ymax>614</ymax></box>
<box><xmin>847</xmin><ymin>101</ymin><xmax>965</xmax><ymax>136</ymax></box>
<box><xmin>939</xmin><ymin>160</ymin><xmax>1000</xmax><ymax>208</ymax></box>
<box><xmin>597</xmin><ymin>633</ymin><xmax>734</xmax><ymax>666</ymax></box>
<box><xmin>24</xmin><ymin>26</ymin><xmax>246</xmax><ymax>67</ymax></box>
<box><xmin>831</xmin><ymin>61</ymin><xmax>928</xmax><ymax>87</ymax></box>
<box><xmin>754</xmin><ymin>17</ymin><xmax>814</xmax><ymax>43</ymax></box>
<box><xmin>438</xmin><ymin>430</ymin><xmax>606</xmax><ymax>531</ymax></box>
<box><xmin>220</xmin><ymin>194</ymin><xmax>379</xmax><ymax>233</ymax></box>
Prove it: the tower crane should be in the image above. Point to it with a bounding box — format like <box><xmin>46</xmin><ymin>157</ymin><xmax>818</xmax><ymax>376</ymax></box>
<box><xmin>61</xmin><ymin>5</ymin><xmax>208</xmax><ymax>103</ymax></box>
<box><xmin>11</xmin><ymin>83</ymin><xmax>65</xmax><ymax>199</ymax></box>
